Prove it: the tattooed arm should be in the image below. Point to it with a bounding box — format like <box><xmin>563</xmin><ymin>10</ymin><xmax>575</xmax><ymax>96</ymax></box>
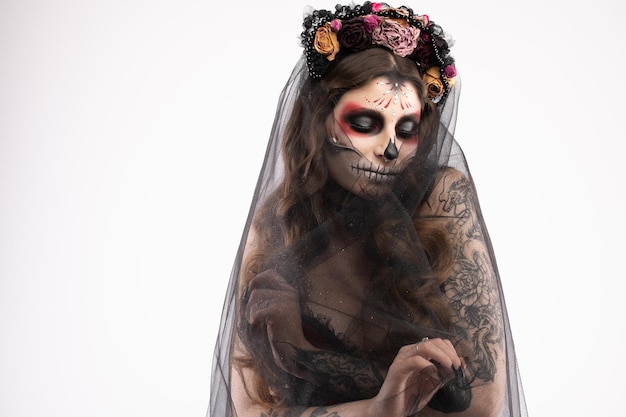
<box><xmin>417</xmin><ymin>168</ymin><xmax>506</xmax><ymax>417</ymax></box>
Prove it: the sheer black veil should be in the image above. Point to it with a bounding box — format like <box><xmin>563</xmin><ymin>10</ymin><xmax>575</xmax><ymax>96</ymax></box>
<box><xmin>208</xmin><ymin>52</ymin><xmax>527</xmax><ymax>417</ymax></box>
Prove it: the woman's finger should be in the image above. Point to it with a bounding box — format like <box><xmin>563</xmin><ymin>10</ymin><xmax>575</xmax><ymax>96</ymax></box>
<box><xmin>415</xmin><ymin>338</ymin><xmax>462</xmax><ymax>369</ymax></box>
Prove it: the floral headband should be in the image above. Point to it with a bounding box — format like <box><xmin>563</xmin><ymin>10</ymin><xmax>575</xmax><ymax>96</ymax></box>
<box><xmin>301</xmin><ymin>1</ymin><xmax>457</xmax><ymax>105</ymax></box>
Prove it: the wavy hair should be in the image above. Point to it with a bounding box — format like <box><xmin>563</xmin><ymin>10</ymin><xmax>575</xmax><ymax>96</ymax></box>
<box><xmin>236</xmin><ymin>48</ymin><xmax>462</xmax><ymax>406</ymax></box>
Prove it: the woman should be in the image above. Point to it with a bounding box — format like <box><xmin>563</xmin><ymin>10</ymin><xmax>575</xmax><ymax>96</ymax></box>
<box><xmin>209</xmin><ymin>2</ymin><xmax>527</xmax><ymax>416</ymax></box>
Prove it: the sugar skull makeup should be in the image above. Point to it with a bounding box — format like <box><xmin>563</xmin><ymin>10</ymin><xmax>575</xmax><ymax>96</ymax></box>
<box><xmin>325</xmin><ymin>76</ymin><xmax>421</xmax><ymax>199</ymax></box>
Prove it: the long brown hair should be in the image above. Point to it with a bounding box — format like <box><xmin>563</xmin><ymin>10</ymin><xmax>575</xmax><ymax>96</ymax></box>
<box><xmin>236</xmin><ymin>48</ymin><xmax>458</xmax><ymax>405</ymax></box>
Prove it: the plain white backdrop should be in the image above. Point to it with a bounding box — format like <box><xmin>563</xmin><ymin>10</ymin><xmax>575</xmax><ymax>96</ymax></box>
<box><xmin>1</xmin><ymin>0</ymin><xmax>625</xmax><ymax>416</ymax></box>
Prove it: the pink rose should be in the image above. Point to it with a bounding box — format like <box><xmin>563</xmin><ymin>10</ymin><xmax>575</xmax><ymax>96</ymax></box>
<box><xmin>330</xmin><ymin>19</ymin><xmax>342</xmax><ymax>32</ymax></box>
<box><xmin>371</xmin><ymin>19</ymin><xmax>420</xmax><ymax>57</ymax></box>
<box><xmin>363</xmin><ymin>14</ymin><xmax>381</xmax><ymax>32</ymax></box>
<box><xmin>371</xmin><ymin>2</ymin><xmax>382</xmax><ymax>12</ymax></box>
<box><xmin>444</xmin><ymin>64</ymin><xmax>457</xmax><ymax>78</ymax></box>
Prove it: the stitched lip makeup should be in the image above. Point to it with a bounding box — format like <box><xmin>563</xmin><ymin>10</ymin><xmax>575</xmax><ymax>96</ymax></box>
<box><xmin>350</xmin><ymin>161</ymin><xmax>400</xmax><ymax>182</ymax></box>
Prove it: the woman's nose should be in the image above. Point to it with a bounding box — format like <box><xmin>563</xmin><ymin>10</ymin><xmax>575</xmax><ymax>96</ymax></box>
<box><xmin>383</xmin><ymin>137</ymin><xmax>399</xmax><ymax>160</ymax></box>
<box><xmin>375</xmin><ymin>134</ymin><xmax>399</xmax><ymax>161</ymax></box>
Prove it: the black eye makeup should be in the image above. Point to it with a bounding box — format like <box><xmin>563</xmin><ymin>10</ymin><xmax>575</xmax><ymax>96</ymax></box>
<box><xmin>343</xmin><ymin>110</ymin><xmax>383</xmax><ymax>135</ymax></box>
<box><xmin>339</xmin><ymin>110</ymin><xmax>419</xmax><ymax>141</ymax></box>
<box><xmin>395</xmin><ymin>117</ymin><xmax>420</xmax><ymax>139</ymax></box>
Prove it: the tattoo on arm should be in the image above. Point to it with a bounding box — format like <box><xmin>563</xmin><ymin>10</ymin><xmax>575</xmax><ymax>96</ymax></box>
<box><xmin>437</xmin><ymin>173</ymin><xmax>504</xmax><ymax>383</ymax></box>
<box><xmin>282</xmin><ymin>407</ymin><xmax>308</xmax><ymax>417</ymax></box>
<box><xmin>310</xmin><ymin>407</ymin><xmax>340</xmax><ymax>417</ymax></box>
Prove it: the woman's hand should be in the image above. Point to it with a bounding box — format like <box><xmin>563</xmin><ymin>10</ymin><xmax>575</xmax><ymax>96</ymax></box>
<box><xmin>245</xmin><ymin>269</ymin><xmax>314</xmax><ymax>372</ymax></box>
<box><xmin>368</xmin><ymin>338</ymin><xmax>462</xmax><ymax>417</ymax></box>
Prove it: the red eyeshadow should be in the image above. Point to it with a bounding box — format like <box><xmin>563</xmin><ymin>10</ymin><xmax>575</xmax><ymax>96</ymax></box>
<box><xmin>340</xmin><ymin>102</ymin><xmax>363</xmax><ymax>114</ymax></box>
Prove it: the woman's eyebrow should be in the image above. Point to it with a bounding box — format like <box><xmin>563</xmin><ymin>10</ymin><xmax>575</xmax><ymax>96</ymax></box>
<box><xmin>343</xmin><ymin>108</ymin><xmax>382</xmax><ymax>118</ymax></box>
<box><xmin>338</xmin><ymin>101</ymin><xmax>373</xmax><ymax>115</ymax></box>
<box><xmin>398</xmin><ymin>110</ymin><xmax>421</xmax><ymax>122</ymax></box>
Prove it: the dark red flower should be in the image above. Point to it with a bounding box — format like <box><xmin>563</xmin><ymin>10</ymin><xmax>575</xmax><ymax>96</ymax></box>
<box><xmin>337</xmin><ymin>18</ymin><xmax>373</xmax><ymax>52</ymax></box>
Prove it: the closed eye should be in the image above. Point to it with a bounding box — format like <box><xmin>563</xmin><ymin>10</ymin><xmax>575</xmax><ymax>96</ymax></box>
<box><xmin>396</xmin><ymin>118</ymin><xmax>419</xmax><ymax>140</ymax></box>
<box><xmin>345</xmin><ymin>111</ymin><xmax>383</xmax><ymax>135</ymax></box>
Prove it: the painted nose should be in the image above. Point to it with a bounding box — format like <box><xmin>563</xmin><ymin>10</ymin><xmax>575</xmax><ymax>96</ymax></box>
<box><xmin>375</xmin><ymin>132</ymin><xmax>399</xmax><ymax>161</ymax></box>
<box><xmin>383</xmin><ymin>137</ymin><xmax>398</xmax><ymax>160</ymax></box>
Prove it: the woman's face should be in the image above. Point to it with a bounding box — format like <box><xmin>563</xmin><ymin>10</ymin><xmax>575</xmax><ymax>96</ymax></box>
<box><xmin>324</xmin><ymin>76</ymin><xmax>422</xmax><ymax>199</ymax></box>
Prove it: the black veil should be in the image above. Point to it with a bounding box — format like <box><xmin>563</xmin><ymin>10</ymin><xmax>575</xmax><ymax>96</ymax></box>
<box><xmin>208</xmin><ymin>8</ymin><xmax>527</xmax><ymax>416</ymax></box>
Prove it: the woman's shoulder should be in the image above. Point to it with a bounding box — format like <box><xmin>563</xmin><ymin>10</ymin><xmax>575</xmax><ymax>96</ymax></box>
<box><xmin>418</xmin><ymin>167</ymin><xmax>474</xmax><ymax>217</ymax></box>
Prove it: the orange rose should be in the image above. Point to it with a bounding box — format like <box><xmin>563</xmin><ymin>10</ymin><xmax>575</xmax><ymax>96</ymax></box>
<box><xmin>314</xmin><ymin>24</ymin><xmax>340</xmax><ymax>61</ymax></box>
<box><xmin>423</xmin><ymin>66</ymin><xmax>444</xmax><ymax>99</ymax></box>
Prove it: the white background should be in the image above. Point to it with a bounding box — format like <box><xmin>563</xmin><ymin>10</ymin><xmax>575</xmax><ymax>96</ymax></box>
<box><xmin>1</xmin><ymin>0</ymin><xmax>625</xmax><ymax>416</ymax></box>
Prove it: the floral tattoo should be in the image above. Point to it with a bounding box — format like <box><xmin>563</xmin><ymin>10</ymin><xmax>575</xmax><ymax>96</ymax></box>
<box><xmin>436</xmin><ymin>172</ymin><xmax>504</xmax><ymax>383</ymax></box>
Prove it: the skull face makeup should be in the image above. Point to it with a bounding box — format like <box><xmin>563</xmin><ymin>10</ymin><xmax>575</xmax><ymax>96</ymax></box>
<box><xmin>324</xmin><ymin>76</ymin><xmax>422</xmax><ymax>199</ymax></box>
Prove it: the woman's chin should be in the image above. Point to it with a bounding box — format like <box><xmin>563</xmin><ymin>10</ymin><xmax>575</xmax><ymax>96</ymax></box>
<box><xmin>349</xmin><ymin>180</ymin><xmax>393</xmax><ymax>200</ymax></box>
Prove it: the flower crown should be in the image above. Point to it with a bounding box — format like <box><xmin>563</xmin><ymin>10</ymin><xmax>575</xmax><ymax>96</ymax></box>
<box><xmin>301</xmin><ymin>1</ymin><xmax>457</xmax><ymax>105</ymax></box>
